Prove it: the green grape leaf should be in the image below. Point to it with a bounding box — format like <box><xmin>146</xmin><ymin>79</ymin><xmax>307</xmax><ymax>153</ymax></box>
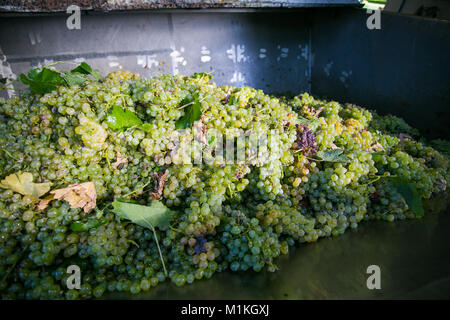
<box><xmin>70</xmin><ymin>62</ymin><xmax>92</xmax><ymax>75</ymax></box>
<box><xmin>91</xmin><ymin>69</ymin><xmax>102</xmax><ymax>80</ymax></box>
<box><xmin>139</xmin><ymin>123</ymin><xmax>152</xmax><ymax>132</ymax></box>
<box><xmin>19</xmin><ymin>68</ymin><xmax>65</xmax><ymax>94</ymax></box>
<box><xmin>192</xmin><ymin>72</ymin><xmax>212</xmax><ymax>81</ymax></box>
<box><xmin>19</xmin><ymin>74</ymin><xmax>31</xmax><ymax>85</ymax></box>
<box><xmin>175</xmin><ymin>93</ymin><xmax>202</xmax><ymax>129</ymax></box>
<box><xmin>19</xmin><ymin>63</ymin><xmax>102</xmax><ymax>95</ymax></box>
<box><xmin>63</xmin><ymin>72</ymin><xmax>89</xmax><ymax>86</ymax></box>
<box><xmin>316</xmin><ymin>149</ymin><xmax>350</xmax><ymax>163</ymax></box>
<box><xmin>371</xmin><ymin>151</ymin><xmax>385</xmax><ymax>157</ymax></box>
<box><xmin>110</xmin><ymin>200</ymin><xmax>175</xmax><ymax>230</ymax></box>
<box><xmin>26</xmin><ymin>68</ymin><xmax>40</xmax><ymax>80</ymax></box>
<box><xmin>70</xmin><ymin>62</ymin><xmax>102</xmax><ymax>80</ymax></box>
<box><xmin>106</xmin><ymin>106</ymin><xmax>143</xmax><ymax>131</ymax></box>
<box><xmin>390</xmin><ymin>177</ymin><xmax>424</xmax><ymax>218</ymax></box>
<box><xmin>70</xmin><ymin>218</ymin><xmax>108</xmax><ymax>232</ymax></box>
<box><xmin>298</xmin><ymin>116</ymin><xmax>320</xmax><ymax>131</ymax></box>
<box><xmin>371</xmin><ymin>151</ymin><xmax>386</xmax><ymax>162</ymax></box>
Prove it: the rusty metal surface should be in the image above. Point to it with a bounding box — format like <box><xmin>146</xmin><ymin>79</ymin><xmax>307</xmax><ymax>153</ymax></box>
<box><xmin>0</xmin><ymin>0</ymin><xmax>362</xmax><ymax>13</ymax></box>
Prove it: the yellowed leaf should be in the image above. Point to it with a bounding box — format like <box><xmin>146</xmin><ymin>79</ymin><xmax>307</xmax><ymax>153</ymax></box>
<box><xmin>0</xmin><ymin>171</ymin><xmax>52</xmax><ymax>198</ymax></box>
<box><xmin>112</xmin><ymin>152</ymin><xmax>128</xmax><ymax>169</ymax></box>
<box><xmin>50</xmin><ymin>182</ymin><xmax>97</xmax><ymax>213</ymax></box>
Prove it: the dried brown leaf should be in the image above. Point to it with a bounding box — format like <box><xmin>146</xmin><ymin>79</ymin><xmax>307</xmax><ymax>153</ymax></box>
<box><xmin>37</xmin><ymin>195</ymin><xmax>54</xmax><ymax>211</ymax></box>
<box><xmin>193</xmin><ymin>121</ymin><xmax>207</xmax><ymax>145</ymax></box>
<box><xmin>50</xmin><ymin>182</ymin><xmax>97</xmax><ymax>213</ymax></box>
<box><xmin>150</xmin><ymin>169</ymin><xmax>169</xmax><ymax>201</ymax></box>
<box><xmin>314</xmin><ymin>107</ymin><xmax>324</xmax><ymax>117</ymax></box>
<box><xmin>222</xmin><ymin>87</ymin><xmax>232</xmax><ymax>104</ymax></box>
<box><xmin>368</xmin><ymin>142</ymin><xmax>385</xmax><ymax>152</ymax></box>
<box><xmin>112</xmin><ymin>152</ymin><xmax>128</xmax><ymax>169</ymax></box>
<box><xmin>200</xmin><ymin>114</ymin><xmax>209</xmax><ymax>123</ymax></box>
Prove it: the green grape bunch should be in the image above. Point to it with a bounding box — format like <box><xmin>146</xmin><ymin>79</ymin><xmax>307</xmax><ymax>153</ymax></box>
<box><xmin>0</xmin><ymin>63</ymin><xmax>448</xmax><ymax>300</ymax></box>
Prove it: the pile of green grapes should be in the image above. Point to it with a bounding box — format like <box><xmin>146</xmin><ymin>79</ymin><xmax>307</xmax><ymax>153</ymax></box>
<box><xmin>0</xmin><ymin>70</ymin><xmax>448</xmax><ymax>299</ymax></box>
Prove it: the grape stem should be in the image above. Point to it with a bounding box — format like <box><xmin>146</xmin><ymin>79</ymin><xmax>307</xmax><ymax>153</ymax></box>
<box><xmin>105</xmin><ymin>155</ymin><xmax>113</xmax><ymax>171</ymax></box>
<box><xmin>1</xmin><ymin>245</ymin><xmax>28</xmax><ymax>283</ymax></box>
<box><xmin>169</xmin><ymin>226</ymin><xmax>182</xmax><ymax>233</ymax></box>
<box><xmin>177</xmin><ymin>101</ymin><xmax>194</xmax><ymax>110</ymax></box>
<box><xmin>0</xmin><ymin>78</ymin><xmax>19</xmax><ymax>91</ymax></box>
<box><xmin>361</xmin><ymin>175</ymin><xmax>382</xmax><ymax>186</ymax></box>
<box><xmin>122</xmin><ymin>179</ymin><xmax>152</xmax><ymax>198</ymax></box>
<box><xmin>127</xmin><ymin>239</ymin><xmax>140</xmax><ymax>248</ymax></box>
<box><xmin>177</xmin><ymin>96</ymin><xmax>207</xmax><ymax>110</ymax></box>
<box><xmin>2</xmin><ymin>149</ymin><xmax>19</xmax><ymax>160</ymax></box>
<box><xmin>361</xmin><ymin>174</ymin><xmax>398</xmax><ymax>186</ymax></box>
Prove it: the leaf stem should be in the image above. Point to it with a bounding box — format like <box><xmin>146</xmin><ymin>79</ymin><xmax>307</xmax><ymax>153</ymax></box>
<box><xmin>111</xmin><ymin>204</ymin><xmax>169</xmax><ymax>277</ymax></box>
<box><xmin>150</xmin><ymin>224</ymin><xmax>168</xmax><ymax>277</ymax></box>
